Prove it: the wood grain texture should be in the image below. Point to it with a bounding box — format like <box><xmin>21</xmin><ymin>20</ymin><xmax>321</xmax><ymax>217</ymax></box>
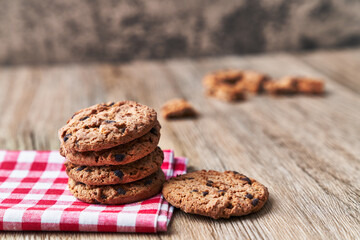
<box><xmin>0</xmin><ymin>48</ymin><xmax>359</xmax><ymax>239</ymax></box>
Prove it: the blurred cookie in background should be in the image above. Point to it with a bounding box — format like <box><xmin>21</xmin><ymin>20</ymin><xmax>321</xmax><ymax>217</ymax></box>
<box><xmin>162</xmin><ymin>99</ymin><xmax>198</xmax><ymax>119</ymax></box>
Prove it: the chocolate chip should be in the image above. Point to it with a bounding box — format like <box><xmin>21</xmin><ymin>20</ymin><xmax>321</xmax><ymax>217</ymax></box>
<box><xmin>108</xmin><ymin>102</ymin><xmax>115</xmax><ymax>106</ymax></box>
<box><xmin>241</xmin><ymin>177</ymin><xmax>252</xmax><ymax>185</ymax></box>
<box><xmin>144</xmin><ymin>179</ymin><xmax>152</xmax><ymax>186</ymax></box>
<box><xmin>93</xmin><ymin>200</ymin><xmax>101</xmax><ymax>204</ymax></box>
<box><xmin>187</xmin><ymin>177</ymin><xmax>194</xmax><ymax>180</ymax></box>
<box><xmin>63</xmin><ymin>133</ymin><xmax>71</xmax><ymax>142</ymax></box>
<box><xmin>226</xmin><ymin>203</ymin><xmax>233</xmax><ymax>209</ymax></box>
<box><xmin>114</xmin><ymin>154</ymin><xmax>126</xmax><ymax>162</ymax></box>
<box><xmin>252</xmin><ymin>198</ymin><xmax>259</xmax><ymax>206</ymax></box>
<box><xmin>101</xmin><ymin>194</ymin><xmax>107</xmax><ymax>199</ymax></box>
<box><xmin>85</xmin><ymin>169</ymin><xmax>92</xmax><ymax>172</ymax></box>
<box><xmin>120</xmin><ymin>127</ymin><xmax>126</xmax><ymax>133</ymax></box>
<box><xmin>202</xmin><ymin>191</ymin><xmax>209</xmax><ymax>196</ymax></box>
<box><xmin>233</xmin><ymin>171</ymin><xmax>241</xmax><ymax>175</ymax></box>
<box><xmin>105</xmin><ymin>120</ymin><xmax>116</xmax><ymax>123</ymax></box>
<box><xmin>150</xmin><ymin>127</ymin><xmax>157</xmax><ymax>134</ymax></box>
<box><xmin>218</xmin><ymin>190</ymin><xmax>226</xmax><ymax>193</ymax></box>
<box><xmin>80</xmin><ymin>116</ymin><xmax>89</xmax><ymax>121</ymax></box>
<box><xmin>76</xmin><ymin>166</ymin><xmax>86</xmax><ymax>171</ymax></box>
<box><xmin>75</xmin><ymin>182</ymin><xmax>85</xmax><ymax>186</ymax></box>
<box><xmin>114</xmin><ymin>170</ymin><xmax>124</xmax><ymax>179</ymax></box>
<box><xmin>117</xmin><ymin>188</ymin><xmax>126</xmax><ymax>195</ymax></box>
<box><xmin>71</xmin><ymin>114</ymin><xmax>76</xmax><ymax>119</ymax></box>
<box><xmin>206</xmin><ymin>180</ymin><xmax>214</xmax><ymax>187</ymax></box>
<box><xmin>190</xmin><ymin>189</ymin><xmax>198</xmax><ymax>192</ymax></box>
<box><xmin>245</xmin><ymin>193</ymin><xmax>253</xmax><ymax>199</ymax></box>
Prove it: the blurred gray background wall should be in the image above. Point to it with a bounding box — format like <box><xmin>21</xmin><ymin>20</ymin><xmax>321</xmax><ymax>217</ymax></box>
<box><xmin>0</xmin><ymin>0</ymin><xmax>359</xmax><ymax>65</ymax></box>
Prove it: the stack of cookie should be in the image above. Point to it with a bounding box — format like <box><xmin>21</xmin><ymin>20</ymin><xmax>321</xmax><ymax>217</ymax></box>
<box><xmin>58</xmin><ymin>101</ymin><xmax>165</xmax><ymax>204</ymax></box>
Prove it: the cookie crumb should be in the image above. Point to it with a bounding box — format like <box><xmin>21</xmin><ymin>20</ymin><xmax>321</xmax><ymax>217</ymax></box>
<box><xmin>162</xmin><ymin>99</ymin><xmax>197</xmax><ymax>119</ymax></box>
<box><xmin>265</xmin><ymin>76</ymin><xmax>324</xmax><ymax>95</ymax></box>
<box><xmin>203</xmin><ymin>70</ymin><xmax>245</xmax><ymax>102</ymax></box>
<box><xmin>240</xmin><ymin>71</ymin><xmax>270</xmax><ymax>93</ymax></box>
<box><xmin>265</xmin><ymin>76</ymin><xmax>298</xmax><ymax>94</ymax></box>
<box><xmin>202</xmin><ymin>70</ymin><xmax>269</xmax><ymax>102</ymax></box>
<box><xmin>206</xmin><ymin>85</ymin><xmax>246</xmax><ymax>102</ymax></box>
<box><xmin>297</xmin><ymin>77</ymin><xmax>324</xmax><ymax>94</ymax></box>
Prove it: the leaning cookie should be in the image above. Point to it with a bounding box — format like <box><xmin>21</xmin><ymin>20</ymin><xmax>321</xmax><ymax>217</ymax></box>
<box><xmin>61</xmin><ymin>121</ymin><xmax>161</xmax><ymax>166</ymax></box>
<box><xmin>65</xmin><ymin>147</ymin><xmax>164</xmax><ymax>185</ymax></box>
<box><xmin>68</xmin><ymin>169</ymin><xmax>165</xmax><ymax>205</ymax></box>
<box><xmin>162</xmin><ymin>170</ymin><xmax>269</xmax><ymax>219</ymax></box>
<box><xmin>58</xmin><ymin>101</ymin><xmax>158</xmax><ymax>152</ymax></box>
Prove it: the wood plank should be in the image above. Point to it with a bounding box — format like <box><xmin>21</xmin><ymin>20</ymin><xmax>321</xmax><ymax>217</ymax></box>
<box><xmin>0</xmin><ymin>48</ymin><xmax>359</xmax><ymax>239</ymax></box>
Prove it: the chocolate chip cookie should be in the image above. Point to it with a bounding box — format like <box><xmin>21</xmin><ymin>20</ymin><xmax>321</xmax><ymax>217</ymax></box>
<box><xmin>60</xmin><ymin>121</ymin><xmax>161</xmax><ymax>166</ymax></box>
<box><xmin>58</xmin><ymin>101</ymin><xmax>157</xmax><ymax>152</ymax></box>
<box><xmin>65</xmin><ymin>147</ymin><xmax>164</xmax><ymax>185</ymax></box>
<box><xmin>68</xmin><ymin>169</ymin><xmax>165</xmax><ymax>204</ymax></box>
<box><xmin>162</xmin><ymin>170</ymin><xmax>269</xmax><ymax>219</ymax></box>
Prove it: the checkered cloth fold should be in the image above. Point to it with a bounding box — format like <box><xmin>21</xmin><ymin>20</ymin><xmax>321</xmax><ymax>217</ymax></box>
<box><xmin>0</xmin><ymin>150</ymin><xmax>187</xmax><ymax>232</ymax></box>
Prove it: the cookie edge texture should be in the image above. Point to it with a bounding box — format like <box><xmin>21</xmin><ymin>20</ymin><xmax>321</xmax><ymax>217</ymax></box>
<box><xmin>162</xmin><ymin>170</ymin><xmax>269</xmax><ymax>219</ymax></box>
<box><xmin>68</xmin><ymin>169</ymin><xmax>165</xmax><ymax>205</ymax></box>
<box><xmin>65</xmin><ymin>147</ymin><xmax>164</xmax><ymax>185</ymax></box>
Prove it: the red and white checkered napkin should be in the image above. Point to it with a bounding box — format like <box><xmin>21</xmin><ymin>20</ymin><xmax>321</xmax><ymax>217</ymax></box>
<box><xmin>0</xmin><ymin>150</ymin><xmax>187</xmax><ymax>233</ymax></box>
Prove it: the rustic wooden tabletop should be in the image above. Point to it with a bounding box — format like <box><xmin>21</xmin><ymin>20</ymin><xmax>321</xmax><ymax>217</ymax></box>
<box><xmin>0</xmin><ymin>48</ymin><xmax>359</xmax><ymax>239</ymax></box>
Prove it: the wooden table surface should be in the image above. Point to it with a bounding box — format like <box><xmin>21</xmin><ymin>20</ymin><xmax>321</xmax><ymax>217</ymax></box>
<box><xmin>0</xmin><ymin>48</ymin><xmax>359</xmax><ymax>239</ymax></box>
